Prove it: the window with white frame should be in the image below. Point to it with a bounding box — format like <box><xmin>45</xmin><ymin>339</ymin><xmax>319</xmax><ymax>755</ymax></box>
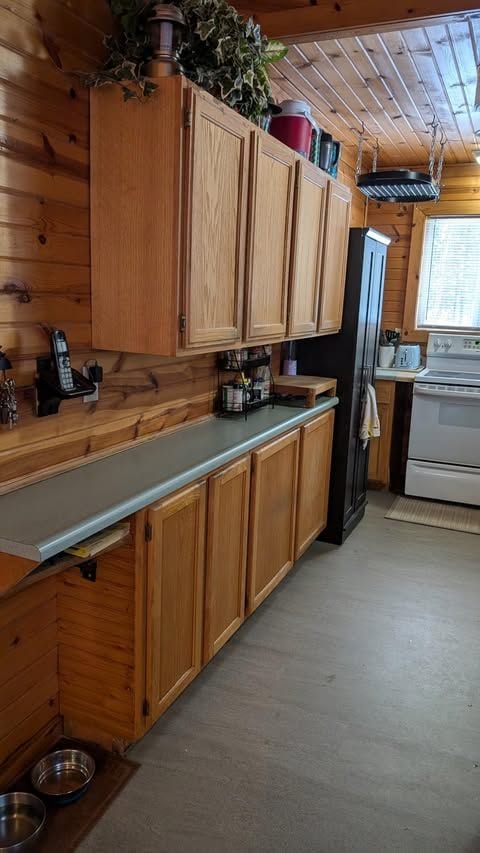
<box><xmin>416</xmin><ymin>216</ymin><xmax>480</xmax><ymax>332</ymax></box>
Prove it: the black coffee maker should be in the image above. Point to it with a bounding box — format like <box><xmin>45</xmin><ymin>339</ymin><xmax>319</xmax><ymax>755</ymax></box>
<box><xmin>319</xmin><ymin>132</ymin><xmax>341</xmax><ymax>177</ymax></box>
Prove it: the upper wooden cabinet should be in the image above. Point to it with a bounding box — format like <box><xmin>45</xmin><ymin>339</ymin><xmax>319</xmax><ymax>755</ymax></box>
<box><xmin>245</xmin><ymin>133</ymin><xmax>295</xmax><ymax>342</ymax></box>
<box><xmin>287</xmin><ymin>161</ymin><xmax>327</xmax><ymax>338</ymax></box>
<box><xmin>91</xmin><ymin>78</ymin><xmax>254</xmax><ymax>356</ymax></box>
<box><xmin>90</xmin><ymin>77</ymin><xmax>351</xmax><ymax>356</ymax></box>
<box><xmin>184</xmin><ymin>89</ymin><xmax>251</xmax><ymax>349</ymax></box>
<box><xmin>318</xmin><ymin>180</ymin><xmax>352</xmax><ymax>334</ymax></box>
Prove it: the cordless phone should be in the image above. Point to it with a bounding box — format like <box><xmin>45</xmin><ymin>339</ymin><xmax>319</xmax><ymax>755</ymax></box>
<box><xmin>50</xmin><ymin>329</ymin><xmax>75</xmax><ymax>392</ymax></box>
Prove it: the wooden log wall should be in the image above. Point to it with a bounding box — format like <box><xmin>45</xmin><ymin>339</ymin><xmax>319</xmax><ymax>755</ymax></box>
<box><xmin>0</xmin><ymin>0</ymin><xmax>365</xmax><ymax>494</ymax></box>
<box><xmin>366</xmin><ymin>164</ymin><xmax>480</xmax><ymax>334</ymax></box>
<box><xmin>0</xmin><ymin>0</ymin><xmax>219</xmax><ymax>492</ymax></box>
<box><xmin>366</xmin><ymin>202</ymin><xmax>414</xmax><ymax>330</ymax></box>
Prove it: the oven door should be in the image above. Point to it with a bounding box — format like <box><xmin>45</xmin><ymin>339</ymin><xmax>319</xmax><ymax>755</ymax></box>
<box><xmin>408</xmin><ymin>383</ymin><xmax>480</xmax><ymax>467</ymax></box>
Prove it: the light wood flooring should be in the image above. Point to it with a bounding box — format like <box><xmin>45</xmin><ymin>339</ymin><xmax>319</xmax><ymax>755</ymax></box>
<box><xmin>79</xmin><ymin>492</ymin><xmax>480</xmax><ymax>853</ymax></box>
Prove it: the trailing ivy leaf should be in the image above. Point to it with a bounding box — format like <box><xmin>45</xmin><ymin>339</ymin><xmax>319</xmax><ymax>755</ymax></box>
<box><xmin>243</xmin><ymin>68</ymin><xmax>255</xmax><ymax>89</ymax></box>
<box><xmin>196</xmin><ymin>20</ymin><xmax>216</xmax><ymax>41</ymax></box>
<box><xmin>142</xmin><ymin>79</ymin><xmax>158</xmax><ymax>96</ymax></box>
<box><xmin>214</xmin><ymin>37</ymin><xmax>230</xmax><ymax>63</ymax></box>
<box><xmin>84</xmin><ymin>0</ymin><xmax>287</xmax><ymax>120</ymax></box>
<box><xmin>263</xmin><ymin>40</ymin><xmax>288</xmax><ymax>63</ymax></box>
<box><xmin>122</xmin><ymin>85</ymin><xmax>137</xmax><ymax>100</ymax></box>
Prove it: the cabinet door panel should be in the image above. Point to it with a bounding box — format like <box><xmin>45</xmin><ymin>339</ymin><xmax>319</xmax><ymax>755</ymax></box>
<box><xmin>318</xmin><ymin>180</ymin><xmax>351</xmax><ymax>333</ymax></box>
<box><xmin>245</xmin><ymin>134</ymin><xmax>295</xmax><ymax>341</ymax></box>
<box><xmin>184</xmin><ymin>91</ymin><xmax>252</xmax><ymax>348</ymax></box>
<box><xmin>246</xmin><ymin>430</ymin><xmax>299</xmax><ymax>614</ymax></box>
<box><xmin>295</xmin><ymin>410</ymin><xmax>334</xmax><ymax>559</ymax></box>
<box><xmin>288</xmin><ymin>161</ymin><xmax>327</xmax><ymax>337</ymax></box>
<box><xmin>204</xmin><ymin>456</ymin><xmax>250</xmax><ymax>663</ymax></box>
<box><xmin>146</xmin><ymin>482</ymin><xmax>206</xmax><ymax>721</ymax></box>
<box><xmin>368</xmin><ymin>381</ymin><xmax>395</xmax><ymax>487</ymax></box>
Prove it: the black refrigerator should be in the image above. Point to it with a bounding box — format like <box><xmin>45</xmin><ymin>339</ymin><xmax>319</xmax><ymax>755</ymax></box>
<box><xmin>297</xmin><ymin>227</ymin><xmax>391</xmax><ymax>544</ymax></box>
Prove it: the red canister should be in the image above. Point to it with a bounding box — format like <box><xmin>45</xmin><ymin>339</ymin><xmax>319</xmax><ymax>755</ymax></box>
<box><xmin>269</xmin><ymin>100</ymin><xmax>318</xmax><ymax>158</ymax></box>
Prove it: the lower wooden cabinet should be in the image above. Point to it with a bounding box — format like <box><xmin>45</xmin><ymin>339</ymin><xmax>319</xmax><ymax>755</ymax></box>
<box><xmin>146</xmin><ymin>481</ymin><xmax>206</xmax><ymax>722</ymax></box>
<box><xmin>368</xmin><ymin>380</ymin><xmax>395</xmax><ymax>488</ymax></box>
<box><xmin>203</xmin><ymin>456</ymin><xmax>250</xmax><ymax>663</ymax></box>
<box><xmin>295</xmin><ymin>409</ymin><xmax>335</xmax><ymax>559</ymax></box>
<box><xmin>66</xmin><ymin>413</ymin><xmax>335</xmax><ymax>748</ymax></box>
<box><xmin>246</xmin><ymin>429</ymin><xmax>300</xmax><ymax>614</ymax></box>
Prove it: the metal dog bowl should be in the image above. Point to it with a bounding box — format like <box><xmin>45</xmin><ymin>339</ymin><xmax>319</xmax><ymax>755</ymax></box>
<box><xmin>31</xmin><ymin>749</ymin><xmax>95</xmax><ymax>805</ymax></box>
<box><xmin>0</xmin><ymin>792</ymin><xmax>46</xmax><ymax>851</ymax></box>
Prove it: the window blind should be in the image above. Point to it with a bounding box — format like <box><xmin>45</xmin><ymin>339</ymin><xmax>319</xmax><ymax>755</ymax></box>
<box><xmin>417</xmin><ymin>216</ymin><xmax>480</xmax><ymax>332</ymax></box>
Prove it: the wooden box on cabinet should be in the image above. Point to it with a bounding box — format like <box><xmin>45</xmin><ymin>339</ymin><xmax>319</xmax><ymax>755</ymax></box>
<box><xmin>203</xmin><ymin>456</ymin><xmax>251</xmax><ymax>663</ymax></box>
<box><xmin>295</xmin><ymin>409</ymin><xmax>334</xmax><ymax>559</ymax></box>
<box><xmin>145</xmin><ymin>482</ymin><xmax>206</xmax><ymax>722</ymax></box>
<box><xmin>318</xmin><ymin>180</ymin><xmax>351</xmax><ymax>334</ymax></box>
<box><xmin>91</xmin><ymin>78</ymin><xmax>253</xmax><ymax>356</ymax></box>
<box><xmin>246</xmin><ymin>430</ymin><xmax>299</xmax><ymax>614</ymax></box>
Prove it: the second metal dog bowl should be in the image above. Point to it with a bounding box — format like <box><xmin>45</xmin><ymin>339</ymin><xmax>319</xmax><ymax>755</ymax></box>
<box><xmin>0</xmin><ymin>792</ymin><xmax>46</xmax><ymax>851</ymax></box>
<box><xmin>31</xmin><ymin>749</ymin><xmax>95</xmax><ymax>805</ymax></box>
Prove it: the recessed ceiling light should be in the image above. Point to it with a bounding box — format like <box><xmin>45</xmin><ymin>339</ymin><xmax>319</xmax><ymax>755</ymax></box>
<box><xmin>473</xmin><ymin>148</ymin><xmax>480</xmax><ymax>164</ymax></box>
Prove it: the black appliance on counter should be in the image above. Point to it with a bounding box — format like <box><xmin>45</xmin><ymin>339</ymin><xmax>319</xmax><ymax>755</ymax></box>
<box><xmin>297</xmin><ymin>228</ymin><xmax>391</xmax><ymax>544</ymax></box>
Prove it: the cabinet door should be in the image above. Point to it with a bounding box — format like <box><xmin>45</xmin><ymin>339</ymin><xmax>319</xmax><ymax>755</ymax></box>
<box><xmin>295</xmin><ymin>409</ymin><xmax>335</xmax><ymax>559</ymax></box>
<box><xmin>288</xmin><ymin>161</ymin><xmax>327</xmax><ymax>337</ymax></box>
<box><xmin>368</xmin><ymin>381</ymin><xmax>395</xmax><ymax>488</ymax></box>
<box><xmin>183</xmin><ymin>90</ymin><xmax>252</xmax><ymax>349</ymax></box>
<box><xmin>245</xmin><ymin>133</ymin><xmax>295</xmax><ymax>342</ymax></box>
<box><xmin>318</xmin><ymin>180</ymin><xmax>351</xmax><ymax>333</ymax></box>
<box><xmin>203</xmin><ymin>456</ymin><xmax>251</xmax><ymax>663</ymax></box>
<box><xmin>146</xmin><ymin>482</ymin><xmax>206</xmax><ymax>722</ymax></box>
<box><xmin>246</xmin><ymin>430</ymin><xmax>299</xmax><ymax>614</ymax></box>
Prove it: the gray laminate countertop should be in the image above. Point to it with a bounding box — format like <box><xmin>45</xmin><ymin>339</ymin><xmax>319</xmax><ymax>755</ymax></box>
<box><xmin>0</xmin><ymin>397</ymin><xmax>338</xmax><ymax>562</ymax></box>
<box><xmin>375</xmin><ymin>367</ymin><xmax>423</xmax><ymax>382</ymax></box>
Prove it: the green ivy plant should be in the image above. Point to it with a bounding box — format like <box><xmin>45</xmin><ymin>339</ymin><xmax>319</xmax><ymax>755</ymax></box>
<box><xmin>85</xmin><ymin>0</ymin><xmax>287</xmax><ymax>122</ymax></box>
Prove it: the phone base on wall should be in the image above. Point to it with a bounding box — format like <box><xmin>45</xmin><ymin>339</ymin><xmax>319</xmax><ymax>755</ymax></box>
<box><xmin>35</xmin><ymin>357</ymin><xmax>96</xmax><ymax>417</ymax></box>
<box><xmin>82</xmin><ymin>366</ymin><xmax>99</xmax><ymax>402</ymax></box>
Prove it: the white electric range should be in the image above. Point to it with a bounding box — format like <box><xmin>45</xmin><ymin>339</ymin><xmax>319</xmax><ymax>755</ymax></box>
<box><xmin>405</xmin><ymin>333</ymin><xmax>480</xmax><ymax>506</ymax></box>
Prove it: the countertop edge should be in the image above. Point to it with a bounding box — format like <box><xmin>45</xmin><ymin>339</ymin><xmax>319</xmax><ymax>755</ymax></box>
<box><xmin>375</xmin><ymin>367</ymin><xmax>423</xmax><ymax>382</ymax></box>
<box><xmin>6</xmin><ymin>397</ymin><xmax>338</xmax><ymax>563</ymax></box>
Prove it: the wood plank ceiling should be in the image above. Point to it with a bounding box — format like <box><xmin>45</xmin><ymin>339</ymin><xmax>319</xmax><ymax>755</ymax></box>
<box><xmin>265</xmin><ymin>15</ymin><xmax>480</xmax><ymax>167</ymax></box>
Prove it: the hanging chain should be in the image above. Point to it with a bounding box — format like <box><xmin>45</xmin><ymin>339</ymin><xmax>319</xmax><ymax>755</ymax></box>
<box><xmin>428</xmin><ymin>120</ymin><xmax>438</xmax><ymax>177</ymax></box>
<box><xmin>372</xmin><ymin>138</ymin><xmax>379</xmax><ymax>173</ymax></box>
<box><xmin>355</xmin><ymin>122</ymin><xmax>365</xmax><ymax>183</ymax></box>
<box><xmin>435</xmin><ymin>134</ymin><xmax>446</xmax><ymax>188</ymax></box>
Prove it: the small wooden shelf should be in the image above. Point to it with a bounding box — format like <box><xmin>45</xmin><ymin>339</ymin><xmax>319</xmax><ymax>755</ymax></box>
<box><xmin>273</xmin><ymin>375</ymin><xmax>337</xmax><ymax>408</ymax></box>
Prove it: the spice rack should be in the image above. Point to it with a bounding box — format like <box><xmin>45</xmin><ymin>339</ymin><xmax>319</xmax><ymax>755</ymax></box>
<box><xmin>217</xmin><ymin>346</ymin><xmax>275</xmax><ymax>420</ymax></box>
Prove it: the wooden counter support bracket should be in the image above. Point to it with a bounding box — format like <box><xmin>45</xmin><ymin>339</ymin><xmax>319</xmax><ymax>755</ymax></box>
<box><xmin>0</xmin><ymin>552</ymin><xmax>39</xmax><ymax>598</ymax></box>
<box><xmin>0</xmin><ymin>531</ymin><xmax>131</xmax><ymax>598</ymax></box>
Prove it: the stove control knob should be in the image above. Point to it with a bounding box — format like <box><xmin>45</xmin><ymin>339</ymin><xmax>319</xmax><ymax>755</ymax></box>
<box><xmin>446</xmin><ymin>338</ymin><xmax>452</xmax><ymax>350</ymax></box>
<box><xmin>434</xmin><ymin>337</ymin><xmax>441</xmax><ymax>350</ymax></box>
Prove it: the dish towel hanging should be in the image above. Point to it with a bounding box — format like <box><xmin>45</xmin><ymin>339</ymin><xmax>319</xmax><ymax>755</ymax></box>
<box><xmin>360</xmin><ymin>383</ymin><xmax>380</xmax><ymax>449</ymax></box>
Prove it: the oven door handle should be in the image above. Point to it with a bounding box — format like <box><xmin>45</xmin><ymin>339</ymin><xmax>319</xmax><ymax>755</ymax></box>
<box><xmin>414</xmin><ymin>385</ymin><xmax>480</xmax><ymax>402</ymax></box>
